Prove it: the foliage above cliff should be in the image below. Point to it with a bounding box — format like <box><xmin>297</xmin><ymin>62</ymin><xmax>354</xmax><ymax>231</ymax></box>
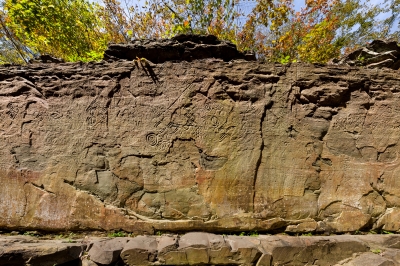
<box><xmin>0</xmin><ymin>0</ymin><xmax>399</xmax><ymax>64</ymax></box>
<box><xmin>1</xmin><ymin>0</ymin><xmax>109</xmax><ymax>62</ymax></box>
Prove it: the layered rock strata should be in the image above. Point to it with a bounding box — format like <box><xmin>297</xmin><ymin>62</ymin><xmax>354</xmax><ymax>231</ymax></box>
<box><xmin>1</xmin><ymin>44</ymin><xmax>400</xmax><ymax>234</ymax></box>
<box><xmin>331</xmin><ymin>39</ymin><xmax>400</xmax><ymax>69</ymax></box>
<box><xmin>104</xmin><ymin>34</ymin><xmax>256</xmax><ymax>63</ymax></box>
<box><xmin>3</xmin><ymin>233</ymin><xmax>400</xmax><ymax>266</ymax></box>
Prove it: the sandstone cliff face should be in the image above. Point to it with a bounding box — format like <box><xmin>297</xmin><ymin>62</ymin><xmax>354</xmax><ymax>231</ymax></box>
<box><xmin>1</xmin><ymin>47</ymin><xmax>400</xmax><ymax>234</ymax></box>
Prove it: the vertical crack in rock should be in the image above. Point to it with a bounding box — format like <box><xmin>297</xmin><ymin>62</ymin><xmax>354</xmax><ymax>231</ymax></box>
<box><xmin>253</xmin><ymin>104</ymin><xmax>268</xmax><ymax>212</ymax></box>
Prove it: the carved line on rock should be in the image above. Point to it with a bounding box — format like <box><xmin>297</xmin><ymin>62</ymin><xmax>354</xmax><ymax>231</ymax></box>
<box><xmin>159</xmin><ymin>81</ymin><xmax>195</xmax><ymax>121</ymax></box>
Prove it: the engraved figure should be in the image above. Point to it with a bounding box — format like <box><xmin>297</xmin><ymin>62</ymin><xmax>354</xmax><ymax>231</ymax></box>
<box><xmin>6</xmin><ymin>102</ymin><xmax>18</xmax><ymax>119</ymax></box>
<box><xmin>86</xmin><ymin>99</ymin><xmax>108</xmax><ymax>127</ymax></box>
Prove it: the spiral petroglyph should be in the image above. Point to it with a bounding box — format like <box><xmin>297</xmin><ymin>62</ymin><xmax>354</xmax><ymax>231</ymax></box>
<box><xmin>146</xmin><ymin>132</ymin><xmax>158</xmax><ymax>146</ymax></box>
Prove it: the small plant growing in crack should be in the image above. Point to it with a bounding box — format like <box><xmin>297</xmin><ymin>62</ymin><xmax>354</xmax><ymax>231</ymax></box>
<box><xmin>23</xmin><ymin>231</ymin><xmax>38</xmax><ymax>237</ymax></box>
<box><xmin>382</xmin><ymin>230</ymin><xmax>394</xmax><ymax>235</ymax></box>
<box><xmin>235</xmin><ymin>231</ymin><xmax>259</xmax><ymax>237</ymax></box>
<box><xmin>108</xmin><ymin>231</ymin><xmax>127</xmax><ymax>237</ymax></box>
<box><xmin>67</xmin><ymin>233</ymin><xmax>76</xmax><ymax>242</ymax></box>
<box><xmin>57</xmin><ymin>232</ymin><xmax>76</xmax><ymax>242</ymax></box>
<box><xmin>371</xmin><ymin>249</ymin><xmax>382</xmax><ymax>254</ymax></box>
<box><xmin>249</xmin><ymin>230</ymin><xmax>259</xmax><ymax>237</ymax></box>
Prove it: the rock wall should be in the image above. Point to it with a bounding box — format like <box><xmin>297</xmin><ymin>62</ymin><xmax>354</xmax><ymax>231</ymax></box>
<box><xmin>2</xmin><ymin>40</ymin><xmax>400</xmax><ymax>234</ymax></box>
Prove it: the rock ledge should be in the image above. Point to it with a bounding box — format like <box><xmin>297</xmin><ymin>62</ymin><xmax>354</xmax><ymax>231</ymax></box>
<box><xmin>104</xmin><ymin>34</ymin><xmax>255</xmax><ymax>63</ymax></box>
<box><xmin>3</xmin><ymin>234</ymin><xmax>400</xmax><ymax>266</ymax></box>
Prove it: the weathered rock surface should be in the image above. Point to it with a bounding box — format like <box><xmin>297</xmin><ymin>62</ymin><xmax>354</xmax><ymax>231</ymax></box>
<box><xmin>0</xmin><ymin>236</ymin><xmax>84</xmax><ymax>266</ymax></box>
<box><xmin>3</xmin><ymin>234</ymin><xmax>400</xmax><ymax>265</ymax></box>
<box><xmin>104</xmin><ymin>34</ymin><xmax>256</xmax><ymax>63</ymax></box>
<box><xmin>88</xmin><ymin>237</ymin><xmax>129</xmax><ymax>265</ymax></box>
<box><xmin>3</xmin><ymin>37</ymin><xmax>400</xmax><ymax>234</ymax></box>
<box><xmin>331</xmin><ymin>39</ymin><xmax>400</xmax><ymax>69</ymax></box>
<box><xmin>336</xmin><ymin>252</ymin><xmax>396</xmax><ymax>266</ymax></box>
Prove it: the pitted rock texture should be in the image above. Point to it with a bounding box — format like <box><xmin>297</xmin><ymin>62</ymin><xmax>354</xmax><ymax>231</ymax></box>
<box><xmin>3</xmin><ymin>234</ymin><xmax>400</xmax><ymax>265</ymax></box>
<box><xmin>104</xmin><ymin>34</ymin><xmax>256</xmax><ymax>63</ymax></box>
<box><xmin>2</xmin><ymin>56</ymin><xmax>400</xmax><ymax>234</ymax></box>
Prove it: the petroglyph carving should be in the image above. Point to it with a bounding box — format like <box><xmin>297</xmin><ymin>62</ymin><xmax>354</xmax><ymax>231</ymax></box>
<box><xmin>6</xmin><ymin>102</ymin><xmax>18</xmax><ymax>119</ymax></box>
<box><xmin>86</xmin><ymin>99</ymin><xmax>108</xmax><ymax>128</ymax></box>
<box><xmin>146</xmin><ymin>132</ymin><xmax>159</xmax><ymax>146</ymax></box>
